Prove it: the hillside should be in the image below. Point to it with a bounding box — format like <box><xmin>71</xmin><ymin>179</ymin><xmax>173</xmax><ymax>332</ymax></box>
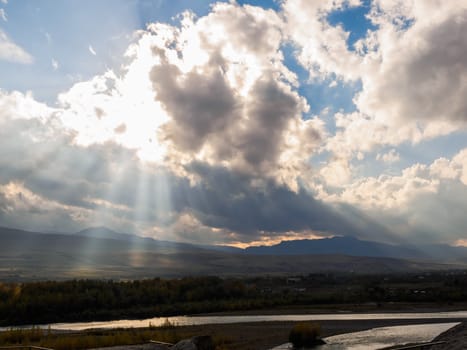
<box><xmin>243</xmin><ymin>236</ymin><xmax>467</xmax><ymax>261</ymax></box>
<box><xmin>0</xmin><ymin>226</ymin><xmax>465</xmax><ymax>281</ymax></box>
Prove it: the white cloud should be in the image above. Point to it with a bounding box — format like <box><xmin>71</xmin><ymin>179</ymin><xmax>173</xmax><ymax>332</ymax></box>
<box><xmin>319</xmin><ymin>158</ymin><xmax>352</xmax><ymax>187</ymax></box>
<box><xmin>1</xmin><ymin>1</ymin><xmax>467</xmax><ymax>246</ymax></box>
<box><xmin>44</xmin><ymin>32</ymin><xmax>52</xmax><ymax>44</ymax></box>
<box><xmin>377</xmin><ymin>149</ymin><xmax>400</xmax><ymax>163</ymax></box>
<box><xmin>88</xmin><ymin>45</ymin><xmax>96</xmax><ymax>55</ymax></box>
<box><xmin>287</xmin><ymin>0</ymin><xmax>467</xmax><ymax>164</ymax></box>
<box><xmin>57</xmin><ymin>67</ymin><xmax>169</xmax><ymax>163</ymax></box>
<box><xmin>0</xmin><ymin>182</ymin><xmax>93</xmax><ymax>232</ymax></box>
<box><xmin>319</xmin><ymin>147</ymin><xmax>467</xmax><ymax>243</ymax></box>
<box><xmin>143</xmin><ymin>3</ymin><xmax>323</xmax><ymax>189</ymax></box>
<box><xmin>0</xmin><ymin>90</ymin><xmax>54</xmax><ymax>121</ymax></box>
<box><xmin>332</xmin><ymin>163</ymin><xmax>437</xmax><ymax>210</ymax></box>
<box><xmin>327</xmin><ymin>146</ymin><xmax>467</xmax><ymax>212</ymax></box>
<box><xmin>356</xmin><ymin>1</ymin><xmax>467</xmax><ymax>126</ymax></box>
<box><xmin>0</xmin><ymin>29</ymin><xmax>33</xmax><ymax>64</ymax></box>
<box><xmin>283</xmin><ymin>0</ymin><xmax>363</xmax><ymax>81</ymax></box>
<box><xmin>0</xmin><ymin>8</ymin><xmax>7</xmax><ymax>21</ymax></box>
<box><xmin>51</xmin><ymin>58</ymin><xmax>59</xmax><ymax>70</ymax></box>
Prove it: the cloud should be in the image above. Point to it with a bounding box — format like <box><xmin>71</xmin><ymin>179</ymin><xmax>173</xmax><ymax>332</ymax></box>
<box><xmin>0</xmin><ymin>91</ymin><xmax>164</xmax><ymax>232</ymax></box>
<box><xmin>0</xmin><ymin>1</ymin><xmax>466</xmax><ymax>248</ymax></box>
<box><xmin>377</xmin><ymin>149</ymin><xmax>400</xmax><ymax>163</ymax></box>
<box><xmin>283</xmin><ymin>0</ymin><xmax>363</xmax><ymax>81</ymax></box>
<box><xmin>0</xmin><ymin>8</ymin><xmax>6</xmax><ymax>22</ymax></box>
<box><xmin>44</xmin><ymin>31</ymin><xmax>52</xmax><ymax>44</ymax></box>
<box><xmin>356</xmin><ymin>2</ymin><xmax>467</xmax><ymax>125</ymax></box>
<box><xmin>319</xmin><ymin>158</ymin><xmax>353</xmax><ymax>187</ymax></box>
<box><xmin>0</xmin><ymin>88</ymin><xmax>392</xmax><ymax>245</ymax></box>
<box><xmin>287</xmin><ymin>0</ymin><xmax>467</xmax><ymax>164</ymax></box>
<box><xmin>51</xmin><ymin>58</ymin><xmax>59</xmax><ymax>70</ymax></box>
<box><xmin>147</xmin><ymin>3</ymin><xmax>323</xmax><ymax>190</ymax></box>
<box><xmin>324</xmin><ymin>111</ymin><xmax>459</xmax><ymax>164</ymax></box>
<box><xmin>88</xmin><ymin>45</ymin><xmax>97</xmax><ymax>55</ymax></box>
<box><xmin>151</xmin><ymin>60</ymin><xmax>239</xmax><ymax>154</ymax></box>
<box><xmin>322</xmin><ymin>148</ymin><xmax>467</xmax><ymax>244</ymax></box>
<box><xmin>0</xmin><ymin>29</ymin><xmax>33</xmax><ymax>64</ymax></box>
<box><xmin>166</xmin><ymin>162</ymin><xmax>395</xmax><ymax>244</ymax></box>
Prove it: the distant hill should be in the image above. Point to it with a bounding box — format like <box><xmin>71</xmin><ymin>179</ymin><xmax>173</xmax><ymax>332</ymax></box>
<box><xmin>242</xmin><ymin>235</ymin><xmax>467</xmax><ymax>261</ymax></box>
<box><xmin>76</xmin><ymin>226</ymin><xmax>138</xmax><ymax>242</ymax></box>
<box><xmin>244</xmin><ymin>236</ymin><xmax>415</xmax><ymax>257</ymax></box>
<box><xmin>0</xmin><ymin>226</ymin><xmax>465</xmax><ymax>281</ymax></box>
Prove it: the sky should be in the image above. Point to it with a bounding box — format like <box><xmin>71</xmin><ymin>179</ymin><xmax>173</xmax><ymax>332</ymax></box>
<box><xmin>0</xmin><ymin>0</ymin><xmax>466</xmax><ymax>247</ymax></box>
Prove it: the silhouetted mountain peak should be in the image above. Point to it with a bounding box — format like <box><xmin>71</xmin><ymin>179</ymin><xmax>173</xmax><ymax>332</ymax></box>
<box><xmin>244</xmin><ymin>235</ymin><xmax>422</xmax><ymax>259</ymax></box>
<box><xmin>76</xmin><ymin>227</ymin><xmax>138</xmax><ymax>242</ymax></box>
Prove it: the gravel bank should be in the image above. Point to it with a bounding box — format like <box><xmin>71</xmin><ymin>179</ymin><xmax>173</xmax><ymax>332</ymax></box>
<box><xmin>430</xmin><ymin>322</ymin><xmax>467</xmax><ymax>349</ymax></box>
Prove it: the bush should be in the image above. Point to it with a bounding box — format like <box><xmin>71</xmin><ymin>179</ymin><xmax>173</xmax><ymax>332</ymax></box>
<box><xmin>288</xmin><ymin>322</ymin><xmax>323</xmax><ymax>348</ymax></box>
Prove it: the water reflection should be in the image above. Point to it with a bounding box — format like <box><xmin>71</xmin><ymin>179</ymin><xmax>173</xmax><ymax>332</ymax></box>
<box><xmin>271</xmin><ymin>322</ymin><xmax>459</xmax><ymax>350</ymax></box>
<box><xmin>1</xmin><ymin>311</ymin><xmax>466</xmax><ymax>331</ymax></box>
<box><xmin>43</xmin><ymin>311</ymin><xmax>467</xmax><ymax>331</ymax></box>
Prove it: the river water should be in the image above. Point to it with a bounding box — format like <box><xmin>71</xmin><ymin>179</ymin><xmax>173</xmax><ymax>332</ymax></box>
<box><xmin>9</xmin><ymin>310</ymin><xmax>466</xmax><ymax>331</ymax></box>
<box><xmin>2</xmin><ymin>312</ymin><xmax>465</xmax><ymax>349</ymax></box>
<box><xmin>271</xmin><ymin>322</ymin><xmax>459</xmax><ymax>350</ymax></box>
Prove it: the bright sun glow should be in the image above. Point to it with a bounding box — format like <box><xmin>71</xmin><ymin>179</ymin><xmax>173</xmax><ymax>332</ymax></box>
<box><xmin>455</xmin><ymin>239</ymin><xmax>467</xmax><ymax>247</ymax></box>
<box><xmin>57</xmin><ymin>36</ymin><xmax>170</xmax><ymax>164</ymax></box>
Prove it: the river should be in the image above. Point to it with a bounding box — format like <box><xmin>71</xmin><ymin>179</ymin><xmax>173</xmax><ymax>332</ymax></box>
<box><xmin>5</xmin><ymin>310</ymin><xmax>466</xmax><ymax>331</ymax></box>
<box><xmin>271</xmin><ymin>322</ymin><xmax>460</xmax><ymax>349</ymax></box>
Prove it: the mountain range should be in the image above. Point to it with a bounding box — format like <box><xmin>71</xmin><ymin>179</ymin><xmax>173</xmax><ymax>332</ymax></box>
<box><xmin>0</xmin><ymin>226</ymin><xmax>465</xmax><ymax>281</ymax></box>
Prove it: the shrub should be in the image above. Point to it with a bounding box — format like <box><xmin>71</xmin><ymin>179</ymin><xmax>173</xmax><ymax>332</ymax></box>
<box><xmin>288</xmin><ymin>322</ymin><xmax>322</xmax><ymax>348</ymax></box>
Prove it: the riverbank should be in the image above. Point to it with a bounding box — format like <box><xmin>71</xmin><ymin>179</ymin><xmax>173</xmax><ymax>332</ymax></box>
<box><xmin>85</xmin><ymin>319</ymin><xmax>466</xmax><ymax>350</ymax></box>
<box><xmin>2</xmin><ymin>305</ymin><xmax>467</xmax><ymax>350</ymax></box>
<box><xmin>201</xmin><ymin>301</ymin><xmax>467</xmax><ymax>316</ymax></box>
<box><xmin>1</xmin><ymin>318</ymin><xmax>465</xmax><ymax>349</ymax></box>
<box><xmin>168</xmin><ymin>319</ymin><xmax>467</xmax><ymax>349</ymax></box>
<box><xmin>431</xmin><ymin>321</ymin><xmax>467</xmax><ymax>349</ymax></box>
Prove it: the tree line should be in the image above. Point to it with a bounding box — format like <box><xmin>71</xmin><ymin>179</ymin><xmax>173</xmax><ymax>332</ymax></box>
<box><xmin>1</xmin><ymin>272</ymin><xmax>467</xmax><ymax>326</ymax></box>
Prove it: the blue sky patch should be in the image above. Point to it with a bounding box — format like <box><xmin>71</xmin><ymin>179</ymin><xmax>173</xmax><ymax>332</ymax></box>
<box><xmin>327</xmin><ymin>0</ymin><xmax>376</xmax><ymax>49</ymax></box>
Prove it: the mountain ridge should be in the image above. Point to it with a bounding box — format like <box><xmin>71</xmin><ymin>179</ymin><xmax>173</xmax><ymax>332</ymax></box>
<box><xmin>0</xmin><ymin>225</ymin><xmax>466</xmax><ymax>280</ymax></box>
<box><xmin>241</xmin><ymin>235</ymin><xmax>467</xmax><ymax>261</ymax></box>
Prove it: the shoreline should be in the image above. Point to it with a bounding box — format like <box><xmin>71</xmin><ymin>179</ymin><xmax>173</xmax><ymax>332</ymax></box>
<box><xmin>196</xmin><ymin>302</ymin><xmax>467</xmax><ymax>317</ymax></box>
<box><xmin>2</xmin><ymin>303</ymin><xmax>466</xmax><ymax>331</ymax></box>
<box><xmin>2</xmin><ymin>310</ymin><xmax>466</xmax><ymax>349</ymax></box>
<box><xmin>86</xmin><ymin>319</ymin><xmax>466</xmax><ymax>350</ymax></box>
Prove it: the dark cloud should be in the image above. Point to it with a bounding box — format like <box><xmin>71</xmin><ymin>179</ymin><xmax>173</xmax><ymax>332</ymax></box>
<box><xmin>239</xmin><ymin>77</ymin><xmax>301</xmax><ymax>170</ymax></box>
<box><xmin>0</xmin><ymin>110</ymin><xmax>393</xmax><ymax>243</ymax></box>
<box><xmin>151</xmin><ymin>63</ymin><xmax>239</xmax><ymax>153</ymax></box>
<box><xmin>168</xmin><ymin>162</ymin><xmax>395</xmax><ymax>242</ymax></box>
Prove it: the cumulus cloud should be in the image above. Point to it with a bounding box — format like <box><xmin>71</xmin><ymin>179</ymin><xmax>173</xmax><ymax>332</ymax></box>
<box><xmin>322</xmin><ymin>148</ymin><xmax>467</xmax><ymax>243</ymax></box>
<box><xmin>0</xmin><ymin>29</ymin><xmax>33</xmax><ymax>63</ymax></box>
<box><xmin>377</xmin><ymin>149</ymin><xmax>400</xmax><ymax>163</ymax></box>
<box><xmin>166</xmin><ymin>162</ymin><xmax>395</xmax><ymax>244</ymax></box>
<box><xmin>287</xmin><ymin>0</ymin><xmax>467</xmax><ymax>164</ymax></box>
<box><xmin>283</xmin><ymin>0</ymin><xmax>363</xmax><ymax>81</ymax></box>
<box><xmin>1</xmin><ymin>1</ymin><xmax>466</xmax><ymax>247</ymax></box>
<box><xmin>146</xmin><ymin>3</ymin><xmax>323</xmax><ymax>189</ymax></box>
<box><xmin>356</xmin><ymin>1</ymin><xmax>467</xmax><ymax>125</ymax></box>
<box><xmin>0</xmin><ymin>84</ymin><xmax>391</xmax><ymax>245</ymax></box>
